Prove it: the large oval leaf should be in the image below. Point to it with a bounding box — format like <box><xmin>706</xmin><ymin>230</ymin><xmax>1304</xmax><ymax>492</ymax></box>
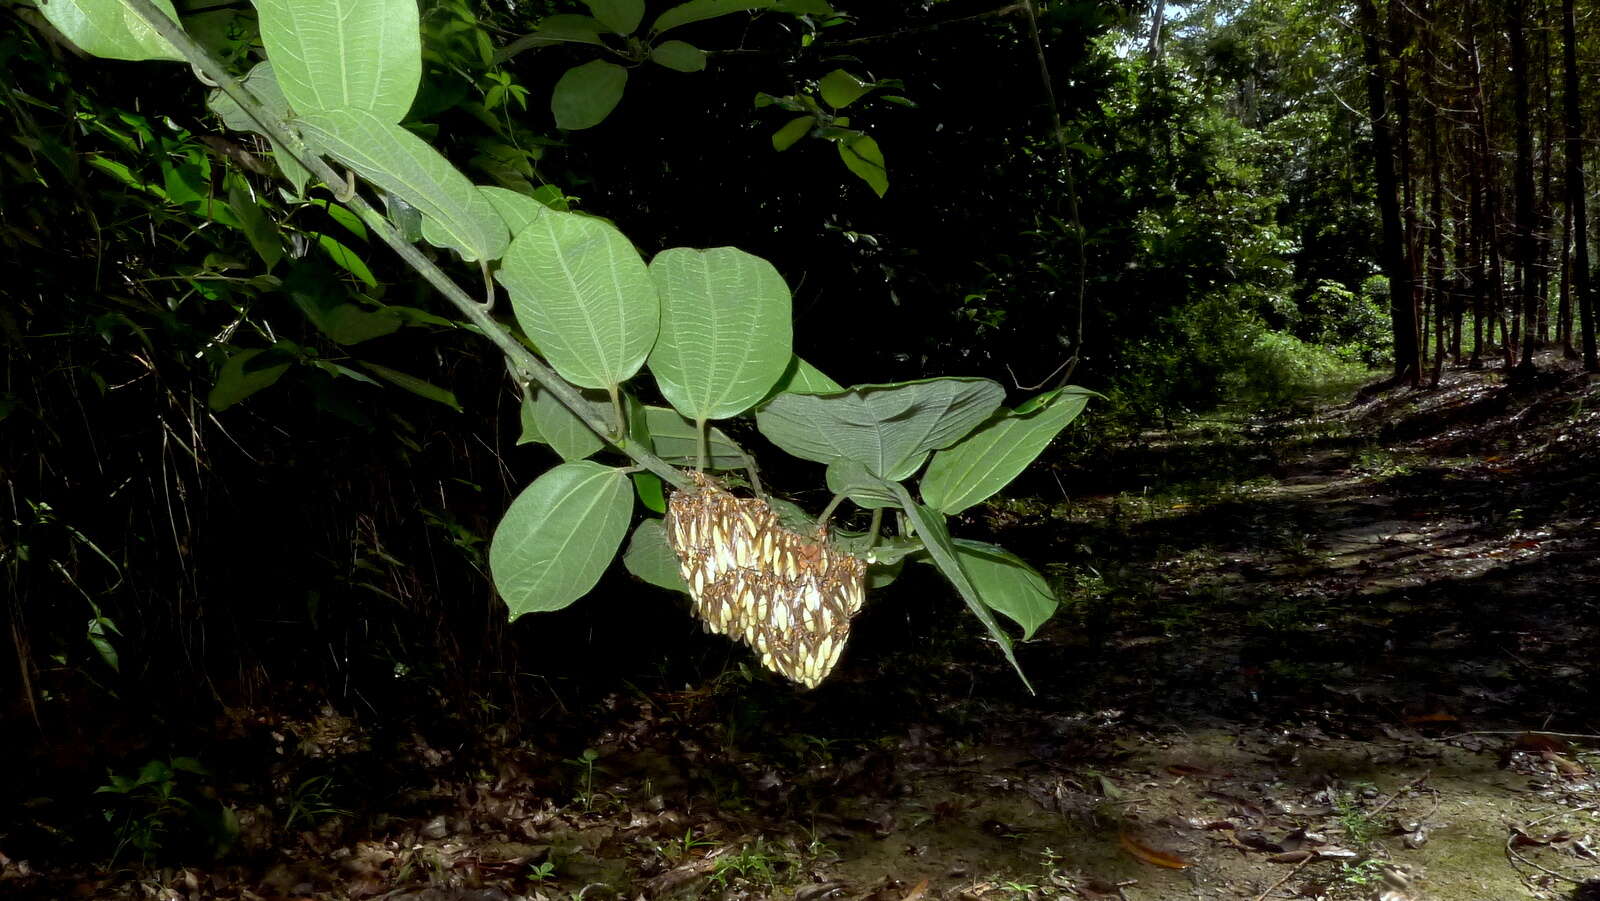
<box><xmin>496</xmin><ymin>210</ymin><xmax>658</xmax><ymax>390</ymax></box>
<box><xmin>37</xmin><ymin>0</ymin><xmax>182</xmax><ymax>62</ymax></box>
<box><xmin>950</xmin><ymin>539</ymin><xmax>1057</xmax><ymax>640</ymax></box>
<box><xmin>650</xmin><ymin>0</ymin><xmax>773</xmax><ymax>34</ymax></box>
<box><xmin>647</xmin><ymin>247</ymin><xmax>791</xmax><ymax>421</ymax></box>
<box><xmin>479</xmin><ymin>185</ymin><xmax>545</xmax><ymax>236</ymax></box>
<box><xmin>257</xmin><ymin>0</ymin><xmax>420</xmax><ymax>121</ymax></box>
<box><xmin>551</xmin><ymin>60</ymin><xmax>628</xmax><ymax>130</ymax></box>
<box><xmin>296</xmin><ymin>110</ymin><xmax>509</xmax><ymax>262</ymax></box>
<box><xmin>756</xmin><ymin>377</ymin><xmax>1004</xmax><ymax>480</ymax></box>
<box><xmin>584</xmin><ymin>0</ymin><xmax>643</xmax><ymax>33</ymax></box>
<box><xmin>920</xmin><ymin>386</ymin><xmax>1093</xmax><ymax>515</ymax></box>
<box><xmin>490</xmin><ymin>461</ymin><xmax>633</xmax><ymax>617</ymax></box>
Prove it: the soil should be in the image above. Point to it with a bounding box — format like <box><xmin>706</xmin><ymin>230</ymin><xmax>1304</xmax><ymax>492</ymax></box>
<box><xmin>4</xmin><ymin>359</ymin><xmax>1599</xmax><ymax>901</ymax></box>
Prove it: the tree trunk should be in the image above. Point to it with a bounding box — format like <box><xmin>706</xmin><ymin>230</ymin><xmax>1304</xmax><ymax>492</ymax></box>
<box><xmin>1564</xmin><ymin>0</ymin><xmax>1599</xmax><ymax>369</ymax></box>
<box><xmin>1510</xmin><ymin>0</ymin><xmax>1538</xmax><ymax>372</ymax></box>
<box><xmin>1358</xmin><ymin>0</ymin><xmax>1419</xmax><ymax>384</ymax></box>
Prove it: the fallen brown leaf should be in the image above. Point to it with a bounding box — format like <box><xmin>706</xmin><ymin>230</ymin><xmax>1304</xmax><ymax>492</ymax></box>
<box><xmin>1119</xmin><ymin>832</ymin><xmax>1192</xmax><ymax>869</ymax></box>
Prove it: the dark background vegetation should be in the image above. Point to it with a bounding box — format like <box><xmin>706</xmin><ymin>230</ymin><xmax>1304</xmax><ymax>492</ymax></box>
<box><xmin>2</xmin><ymin>0</ymin><xmax>1598</xmax><ymax>885</ymax></box>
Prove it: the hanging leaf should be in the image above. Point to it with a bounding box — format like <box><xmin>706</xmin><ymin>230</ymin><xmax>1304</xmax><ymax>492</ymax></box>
<box><xmin>890</xmin><ymin>485</ymin><xmax>1031</xmax><ymax>692</ymax></box>
<box><xmin>208</xmin><ymin>62</ymin><xmax>311</xmax><ymax>194</ymax></box>
<box><xmin>315</xmin><ymin>234</ymin><xmax>377</xmax><ymax>287</ymax></box>
<box><xmin>756</xmin><ymin>377</ymin><xmax>1004</xmax><ymax>480</ymax></box>
<box><xmin>633</xmin><ymin>472</ymin><xmax>666</xmax><ymax>513</ymax></box>
<box><xmin>641</xmin><ymin>406</ymin><xmax>747</xmax><ymax>469</ymax></box>
<box><xmin>949</xmin><ymin>539</ymin><xmax>1057</xmax><ymax>640</ymax></box>
<box><xmin>760</xmin><ymin>354</ymin><xmax>842</xmax><ymax>403</ymax></box>
<box><xmin>530</xmin><ymin>381</ymin><xmax>611</xmax><ymax>462</ymax></box>
<box><xmin>491</xmin><ymin>462</ymin><xmax>634</xmax><ymax>616</ymax></box>
<box><xmin>819</xmin><ymin>69</ymin><xmax>872</xmax><ymax>109</ymax></box>
<box><xmin>771</xmin><ymin>116</ymin><xmax>813</xmax><ymax>151</ymax></box>
<box><xmin>256</xmin><ymin>0</ymin><xmax>420</xmax><ymax>122</ymax></box>
<box><xmin>296</xmin><ymin>110</ymin><xmax>510</xmax><ymax>262</ymax></box>
<box><xmin>651</xmin><ymin>0</ymin><xmax>775</xmax><ymax>35</ymax></box>
<box><xmin>518</xmin><ymin>386</ymin><xmax>544</xmax><ymax>446</ymax></box>
<box><xmin>647</xmin><ymin>247</ymin><xmax>792</xmax><ymax>421</ymax></box>
<box><xmin>36</xmin><ymin>0</ymin><xmax>183</xmax><ymax>62</ymax></box>
<box><xmin>496</xmin><ymin>209</ymin><xmax>658</xmax><ymax>390</ymax></box>
<box><xmin>825</xmin><ymin>460</ymin><xmax>901</xmax><ymax>510</ymax></box>
<box><xmin>650</xmin><ymin>40</ymin><xmax>708</xmax><ymax>72</ymax></box>
<box><xmin>920</xmin><ymin>387</ymin><xmax>1094</xmax><ymax>515</ymax></box>
<box><xmin>622</xmin><ymin>518</ymin><xmax>688</xmax><ymax>592</ymax></box>
<box><xmin>584</xmin><ymin>0</ymin><xmax>644</xmax><ymax>34</ymax></box>
<box><xmin>226</xmin><ymin>177</ymin><xmax>283</xmax><ymax>270</ymax></box>
<box><xmin>838</xmin><ymin>133</ymin><xmax>888</xmax><ymax>197</ymax></box>
<box><xmin>479</xmin><ymin>185</ymin><xmax>545</xmax><ymax>236</ymax></box>
<box><xmin>552</xmin><ymin>60</ymin><xmax>628</xmax><ymax>130</ymax></box>
<box><xmin>209</xmin><ymin>347</ymin><xmax>292</xmax><ymax>411</ymax></box>
<box><xmin>358</xmin><ymin>361</ymin><xmax>462</xmax><ymax>411</ymax></box>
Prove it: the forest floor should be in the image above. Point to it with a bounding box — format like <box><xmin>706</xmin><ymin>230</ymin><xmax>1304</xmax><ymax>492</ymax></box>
<box><xmin>6</xmin><ymin>356</ymin><xmax>1600</xmax><ymax>901</ymax></box>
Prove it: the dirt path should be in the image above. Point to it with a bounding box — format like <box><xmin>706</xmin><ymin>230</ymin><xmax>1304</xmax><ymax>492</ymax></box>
<box><xmin>7</xmin><ymin>365</ymin><xmax>1599</xmax><ymax>901</ymax></box>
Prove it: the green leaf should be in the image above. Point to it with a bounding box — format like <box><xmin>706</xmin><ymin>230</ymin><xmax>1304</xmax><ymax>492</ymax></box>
<box><xmin>226</xmin><ymin>177</ymin><xmax>283</xmax><ymax>270</ymax></box>
<box><xmin>641</xmin><ymin>406</ymin><xmax>746</xmax><ymax>469</ymax></box>
<box><xmin>479</xmin><ymin>185</ymin><xmax>545</xmax><ymax>236</ymax></box>
<box><xmin>209</xmin><ymin>347</ymin><xmax>292</xmax><ymax>411</ymax></box>
<box><xmin>819</xmin><ymin>69</ymin><xmax>872</xmax><ymax>109</ymax></box>
<box><xmin>551</xmin><ymin>60</ymin><xmax>628</xmax><ymax>130</ymax></box>
<box><xmin>358</xmin><ymin>361</ymin><xmax>461</xmax><ymax>411</ymax></box>
<box><xmin>890</xmin><ymin>486</ymin><xmax>1031</xmax><ymax>692</ymax></box>
<box><xmin>496</xmin><ymin>209</ymin><xmax>659</xmax><ymax>391</ymax></box>
<box><xmin>920</xmin><ymin>387</ymin><xmax>1093</xmax><ymax>515</ymax></box>
<box><xmin>36</xmin><ymin>0</ymin><xmax>183</xmax><ymax>62</ymax></box>
<box><xmin>632</xmin><ymin>472</ymin><xmax>666</xmax><ymax>513</ymax></box>
<box><xmin>771</xmin><ymin>115</ymin><xmax>813</xmax><ymax>151</ymax></box>
<box><xmin>295</xmin><ymin>299</ymin><xmax>403</xmax><ymax>345</ymax></box>
<box><xmin>756</xmin><ymin>377</ymin><xmax>1005</xmax><ymax>480</ymax></box>
<box><xmin>256</xmin><ymin>0</ymin><xmax>420</xmax><ymax>121</ymax></box>
<box><xmin>87</xmin><ymin>617</ymin><xmax>119</xmax><ymax>671</ymax></box>
<box><xmin>296</xmin><ymin>109</ymin><xmax>509</xmax><ymax>262</ymax></box>
<box><xmin>317</xmin><ymin>199</ymin><xmax>369</xmax><ymax>242</ymax></box>
<box><xmin>517</xmin><ymin>386</ymin><xmax>543</xmax><ymax>446</ymax></box>
<box><xmin>838</xmin><ymin>133</ymin><xmax>888</xmax><ymax>197</ymax></box>
<box><xmin>825</xmin><ymin>459</ymin><xmax>901</xmax><ymax>510</ymax></box>
<box><xmin>315</xmin><ymin>234</ymin><xmax>377</xmax><ymax>287</ymax></box>
<box><xmin>763</xmin><ymin>355</ymin><xmax>842</xmax><ymax>399</ymax></box>
<box><xmin>949</xmin><ymin>539</ymin><xmax>1057</xmax><ymax>640</ymax></box>
<box><xmin>490</xmin><ymin>461</ymin><xmax>634</xmax><ymax>616</ymax></box>
<box><xmin>208</xmin><ymin>62</ymin><xmax>311</xmax><ymax>194</ymax></box>
<box><xmin>647</xmin><ymin>247</ymin><xmax>791</xmax><ymax>421</ymax></box>
<box><xmin>530</xmin><ymin>381</ymin><xmax>611</xmax><ymax>462</ymax></box>
<box><xmin>774</xmin><ymin>0</ymin><xmax>832</xmax><ymax>12</ymax></box>
<box><xmin>584</xmin><ymin>0</ymin><xmax>644</xmax><ymax>34</ymax></box>
<box><xmin>651</xmin><ymin>0</ymin><xmax>774</xmax><ymax>34</ymax></box>
<box><xmin>622</xmin><ymin>518</ymin><xmax>688</xmax><ymax>592</ymax></box>
<box><xmin>650</xmin><ymin>39</ymin><xmax>708</xmax><ymax>72</ymax></box>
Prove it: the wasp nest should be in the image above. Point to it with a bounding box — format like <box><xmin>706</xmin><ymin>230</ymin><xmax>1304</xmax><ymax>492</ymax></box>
<box><xmin>665</xmin><ymin>473</ymin><xmax>866</xmax><ymax>689</ymax></box>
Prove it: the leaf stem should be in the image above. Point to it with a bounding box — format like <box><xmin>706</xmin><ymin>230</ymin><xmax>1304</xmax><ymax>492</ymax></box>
<box><xmin>117</xmin><ymin>0</ymin><xmax>688</xmax><ymax>489</ymax></box>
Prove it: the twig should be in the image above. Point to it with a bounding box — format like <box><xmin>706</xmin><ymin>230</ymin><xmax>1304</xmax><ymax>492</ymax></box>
<box><xmin>1506</xmin><ymin>829</ymin><xmax>1588</xmax><ymax>885</ymax></box>
<box><xmin>1371</xmin><ymin>770</ymin><xmax>1432</xmax><ymax>816</ymax></box>
<box><xmin>1438</xmin><ymin>730</ymin><xmax>1600</xmax><ymax>742</ymax></box>
<box><xmin>1253</xmin><ymin>854</ymin><xmax>1314</xmax><ymax>901</ymax></box>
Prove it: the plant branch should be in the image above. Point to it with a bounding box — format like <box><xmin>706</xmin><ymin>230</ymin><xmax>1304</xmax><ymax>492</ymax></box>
<box><xmin>117</xmin><ymin>0</ymin><xmax>688</xmax><ymax>490</ymax></box>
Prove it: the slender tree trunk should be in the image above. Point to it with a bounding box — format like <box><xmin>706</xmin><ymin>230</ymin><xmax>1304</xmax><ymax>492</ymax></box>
<box><xmin>1559</xmin><ymin>200</ymin><xmax>1574</xmax><ymax>356</ymax></box>
<box><xmin>1565</xmin><ymin>0</ymin><xmax>1599</xmax><ymax>369</ymax></box>
<box><xmin>1359</xmin><ymin>0</ymin><xmax>1419</xmax><ymax>384</ymax></box>
<box><xmin>1147</xmin><ymin>0</ymin><xmax>1165</xmax><ymax>61</ymax></box>
<box><xmin>1426</xmin><ymin>5</ymin><xmax>1446</xmax><ymax>386</ymax></box>
<box><xmin>1510</xmin><ymin>0</ymin><xmax>1538</xmax><ymax>372</ymax></box>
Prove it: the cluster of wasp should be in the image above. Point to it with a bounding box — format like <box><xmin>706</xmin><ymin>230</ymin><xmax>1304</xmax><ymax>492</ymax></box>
<box><xmin>665</xmin><ymin>473</ymin><xmax>867</xmax><ymax>688</ymax></box>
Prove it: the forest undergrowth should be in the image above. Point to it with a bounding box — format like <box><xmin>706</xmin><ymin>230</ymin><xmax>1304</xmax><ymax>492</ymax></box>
<box><xmin>4</xmin><ymin>358</ymin><xmax>1599</xmax><ymax>901</ymax></box>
